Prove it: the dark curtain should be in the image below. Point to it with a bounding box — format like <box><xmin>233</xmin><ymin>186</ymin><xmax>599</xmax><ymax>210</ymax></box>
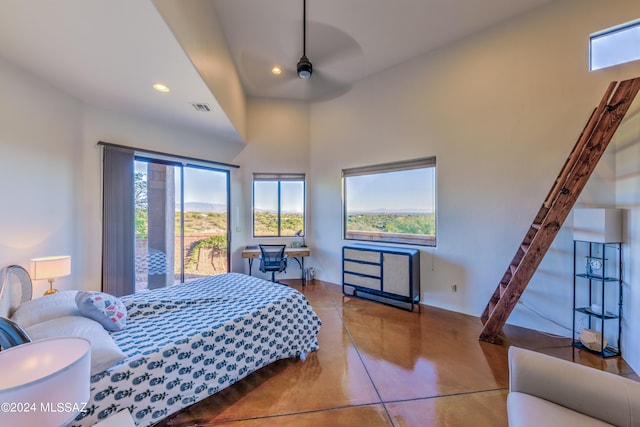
<box><xmin>102</xmin><ymin>144</ymin><xmax>135</xmax><ymax>296</ymax></box>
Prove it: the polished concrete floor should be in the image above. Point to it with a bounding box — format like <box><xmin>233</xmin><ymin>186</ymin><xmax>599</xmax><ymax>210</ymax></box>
<box><xmin>155</xmin><ymin>280</ymin><xmax>637</xmax><ymax>427</ymax></box>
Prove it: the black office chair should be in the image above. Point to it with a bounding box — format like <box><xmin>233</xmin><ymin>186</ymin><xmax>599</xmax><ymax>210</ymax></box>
<box><xmin>258</xmin><ymin>244</ymin><xmax>288</xmax><ymax>283</ymax></box>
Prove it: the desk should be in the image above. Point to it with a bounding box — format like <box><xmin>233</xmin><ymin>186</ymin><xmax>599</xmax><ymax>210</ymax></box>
<box><xmin>242</xmin><ymin>247</ymin><xmax>310</xmax><ymax>281</ymax></box>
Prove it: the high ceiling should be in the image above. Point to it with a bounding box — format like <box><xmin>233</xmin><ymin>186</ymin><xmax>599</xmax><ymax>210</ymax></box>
<box><xmin>0</xmin><ymin>0</ymin><xmax>554</xmax><ymax>142</ymax></box>
<box><xmin>211</xmin><ymin>0</ymin><xmax>555</xmax><ymax>101</ymax></box>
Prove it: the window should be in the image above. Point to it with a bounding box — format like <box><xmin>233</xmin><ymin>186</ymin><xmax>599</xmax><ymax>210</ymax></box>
<box><xmin>134</xmin><ymin>158</ymin><xmax>230</xmax><ymax>290</ymax></box>
<box><xmin>101</xmin><ymin>141</ymin><xmax>235</xmax><ymax>296</ymax></box>
<box><xmin>253</xmin><ymin>173</ymin><xmax>305</xmax><ymax>237</ymax></box>
<box><xmin>590</xmin><ymin>19</ymin><xmax>640</xmax><ymax>71</ymax></box>
<box><xmin>343</xmin><ymin>157</ymin><xmax>436</xmax><ymax>246</ymax></box>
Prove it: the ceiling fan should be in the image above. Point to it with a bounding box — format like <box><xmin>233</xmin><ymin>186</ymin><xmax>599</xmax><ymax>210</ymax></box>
<box><xmin>296</xmin><ymin>0</ymin><xmax>312</xmax><ymax>79</ymax></box>
<box><xmin>238</xmin><ymin>0</ymin><xmax>364</xmax><ymax>101</ymax></box>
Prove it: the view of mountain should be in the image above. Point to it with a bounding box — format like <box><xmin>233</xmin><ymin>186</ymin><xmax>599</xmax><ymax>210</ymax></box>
<box><xmin>349</xmin><ymin>208</ymin><xmax>434</xmax><ymax>215</ymax></box>
<box><xmin>181</xmin><ymin>202</ymin><xmax>227</xmax><ymax>213</ymax></box>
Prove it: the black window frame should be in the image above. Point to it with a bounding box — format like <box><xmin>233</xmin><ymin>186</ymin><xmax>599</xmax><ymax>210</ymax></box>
<box><xmin>252</xmin><ymin>173</ymin><xmax>306</xmax><ymax>238</ymax></box>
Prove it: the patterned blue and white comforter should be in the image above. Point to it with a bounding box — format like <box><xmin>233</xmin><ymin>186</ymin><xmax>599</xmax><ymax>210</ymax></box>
<box><xmin>69</xmin><ymin>273</ymin><xmax>321</xmax><ymax>427</ymax></box>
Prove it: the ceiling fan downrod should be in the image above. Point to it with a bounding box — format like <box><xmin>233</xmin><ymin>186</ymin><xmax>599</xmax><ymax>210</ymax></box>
<box><xmin>297</xmin><ymin>0</ymin><xmax>312</xmax><ymax>79</ymax></box>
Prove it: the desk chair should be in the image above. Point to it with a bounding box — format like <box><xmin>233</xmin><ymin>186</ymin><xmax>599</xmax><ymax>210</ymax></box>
<box><xmin>259</xmin><ymin>244</ymin><xmax>288</xmax><ymax>283</ymax></box>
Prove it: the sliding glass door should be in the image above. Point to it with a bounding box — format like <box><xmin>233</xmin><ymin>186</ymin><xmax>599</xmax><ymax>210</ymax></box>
<box><xmin>182</xmin><ymin>166</ymin><xmax>229</xmax><ymax>281</ymax></box>
<box><xmin>134</xmin><ymin>158</ymin><xmax>229</xmax><ymax>291</ymax></box>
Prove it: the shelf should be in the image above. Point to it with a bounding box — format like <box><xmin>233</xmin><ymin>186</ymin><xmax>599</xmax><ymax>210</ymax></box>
<box><xmin>573</xmin><ymin>341</ymin><xmax>620</xmax><ymax>358</ymax></box>
<box><xmin>574</xmin><ymin>307</ymin><xmax>618</xmax><ymax>319</ymax></box>
<box><xmin>572</xmin><ymin>240</ymin><xmax>622</xmax><ymax>359</ymax></box>
<box><xmin>574</xmin><ymin>273</ymin><xmax>619</xmax><ymax>282</ymax></box>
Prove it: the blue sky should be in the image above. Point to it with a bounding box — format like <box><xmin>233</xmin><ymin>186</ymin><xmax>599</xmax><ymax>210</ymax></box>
<box><xmin>182</xmin><ymin>167</ymin><xmax>227</xmax><ymax>205</ymax></box>
<box><xmin>135</xmin><ymin>160</ymin><xmax>228</xmax><ymax>206</ymax></box>
<box><xmin>591</xmin><ymin>20</ymin><xmax>640</xmax><ymax>70</ymax></box>
<box><xmin>254</xmin><ymin>181</ymin><xmax>304</xmax><ymax>213</ymax></box>
<box><xmin>346</xmin><ymin>168</ymin><xmax>435</xmax><ymax>213</ymax></box>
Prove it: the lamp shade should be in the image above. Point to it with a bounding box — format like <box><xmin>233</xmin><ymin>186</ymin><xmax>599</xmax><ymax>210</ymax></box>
<box><xmin>0</xmin><ymin>337</ymin><xmax>91</xmax><ymax>426</ymax></box>
<box><xmin>573</xmin><ymin>208</ymin><xmax>622</xmax><ymax>243</ymax></box>
<box><xmin>30</xmin><ymin>256</ymin><xmax>71</xmax><ymax>280</ymax></box>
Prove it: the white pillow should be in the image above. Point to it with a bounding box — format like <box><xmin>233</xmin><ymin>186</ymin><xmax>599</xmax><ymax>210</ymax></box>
<box><xmin>26</xmin><ymin>316</ymin><xmax>126</xmax><ymax>375</ymax></box>
<box><xmin>11</xmin><ymin>290</ymin><xmax>80</xmax><ymax>328</ymax></box>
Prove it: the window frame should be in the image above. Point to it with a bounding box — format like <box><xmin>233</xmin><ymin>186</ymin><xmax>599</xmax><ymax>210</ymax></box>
<box><xmin>252</xmin><ymin>173</ymin><xmax>306</xmax><ymax>238</ymax></box>
<box><xmin>342</xmin><ymin>157</ymin><xmax>436</xmax><ymax>247</ymax></box>
<box><xmin>99</xmin><ymin>140</ymin><xmax>238</xmax><ymax>295</ymax></box>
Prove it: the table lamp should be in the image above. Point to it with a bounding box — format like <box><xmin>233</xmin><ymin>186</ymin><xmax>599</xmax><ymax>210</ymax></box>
<box><xmin>30</xmin><ymin>255</ymin><xmax>71</xmax><ymax>296</ymax></box>
<box><xmin>0</xmin><ymin>337</ymin><xmax>91</xmax><ymax>426</ymax></box>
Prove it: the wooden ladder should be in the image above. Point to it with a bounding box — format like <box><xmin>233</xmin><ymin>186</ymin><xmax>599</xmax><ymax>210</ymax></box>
<box><xmin>479</xmin><ymin>77</ymin><xmax>640</xmax><ymax>344</ymax></box>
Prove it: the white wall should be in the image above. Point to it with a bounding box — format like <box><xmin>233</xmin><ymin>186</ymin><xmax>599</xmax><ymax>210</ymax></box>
<box><xmin>232</xmin><ymin>98</ymin><xmax>311</xmax><ymax>281</ymax></box>
<box><xmin>0</xmin><ymin>57</ymin><xmax>82</xmax><ymax>295</ymax></box>
<box><xmin>309</xmin><ymin>0</ymin><xmax>640</xmax><ymax>345</ymax></box>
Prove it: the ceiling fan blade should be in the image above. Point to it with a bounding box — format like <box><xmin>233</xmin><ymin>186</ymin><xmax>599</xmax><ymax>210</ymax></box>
<box><xmin>235</xmin><ymin>17</ymin><xmax>365</xmax><ymax>101</ymax></box>
<box><xmin>306</xmin><ymin>21</ymin><xmax>364</xmax><ymax>81</ymax></box>
<box><xmin>299</xmin><ymin>69</ymin><xmax>352</xmax><ymax>101</ymax></box>
<box><xmin>240</xmin><ymin>68</ymin><xmax>347</xmax><ymax>102</ymax></box>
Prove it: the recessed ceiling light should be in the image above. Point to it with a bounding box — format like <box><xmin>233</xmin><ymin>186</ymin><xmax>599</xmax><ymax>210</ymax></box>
<box><xmin>271</xmin><ymin>66</ymin><xmax>282</xmax><ymax>75</ymax></box>
<box><xmin>153</xmin><ymin>82</ymin><xmax>170</xmax><ymax>93</ymax></box>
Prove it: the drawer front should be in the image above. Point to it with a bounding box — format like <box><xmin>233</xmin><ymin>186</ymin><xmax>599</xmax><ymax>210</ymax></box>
<box><xmin>344</xmin><ymin>248</ymin><xmax>381</xmax><ymax>264</ymax></box>
<box><xmin>344</xmin><ymin>272</ymin><xmax>381</xmax><ymax>290</ymax></box>
<box><xmin>344</xmin><ymin>260</ymin><xmax>380</xmax><ymax>277</ymax></box>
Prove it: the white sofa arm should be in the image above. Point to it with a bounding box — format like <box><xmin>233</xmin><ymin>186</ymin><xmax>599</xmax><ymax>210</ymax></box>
<box><xmin>509</xmin><ymin>346</ymin><xmax>640</xmax><ymax>426</ymax></box>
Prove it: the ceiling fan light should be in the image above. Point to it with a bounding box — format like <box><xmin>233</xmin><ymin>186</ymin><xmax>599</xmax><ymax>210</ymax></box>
<box><xmin>297</xmin><ymin>55</ymin><xmax>312</xmax><ymax>79</ymax></box>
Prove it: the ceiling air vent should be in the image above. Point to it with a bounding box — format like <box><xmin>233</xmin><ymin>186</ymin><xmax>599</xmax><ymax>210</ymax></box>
<box><xmin>191</xmin><ymin>103</ymin><xmax>211</xmax><ymax>112</ymax></box>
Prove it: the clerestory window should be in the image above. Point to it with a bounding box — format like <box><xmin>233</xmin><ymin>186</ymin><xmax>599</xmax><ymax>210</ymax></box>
<box><xmin>590</xmin><ymin>19</ymin><xmax>640</xmax><ymax>71</ymax></box>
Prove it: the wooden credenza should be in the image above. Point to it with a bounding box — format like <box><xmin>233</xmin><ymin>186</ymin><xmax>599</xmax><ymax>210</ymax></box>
<box><xmin>342</xmin><ymin>244</ymin><xmax>420</xmax><ymax>310</ymax></box>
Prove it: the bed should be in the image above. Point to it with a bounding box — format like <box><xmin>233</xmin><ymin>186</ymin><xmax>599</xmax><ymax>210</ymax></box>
<box><xmin>0</xmin><ymin>266</ymin><xmax>322</xmax><ymax>427</ymax></box>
